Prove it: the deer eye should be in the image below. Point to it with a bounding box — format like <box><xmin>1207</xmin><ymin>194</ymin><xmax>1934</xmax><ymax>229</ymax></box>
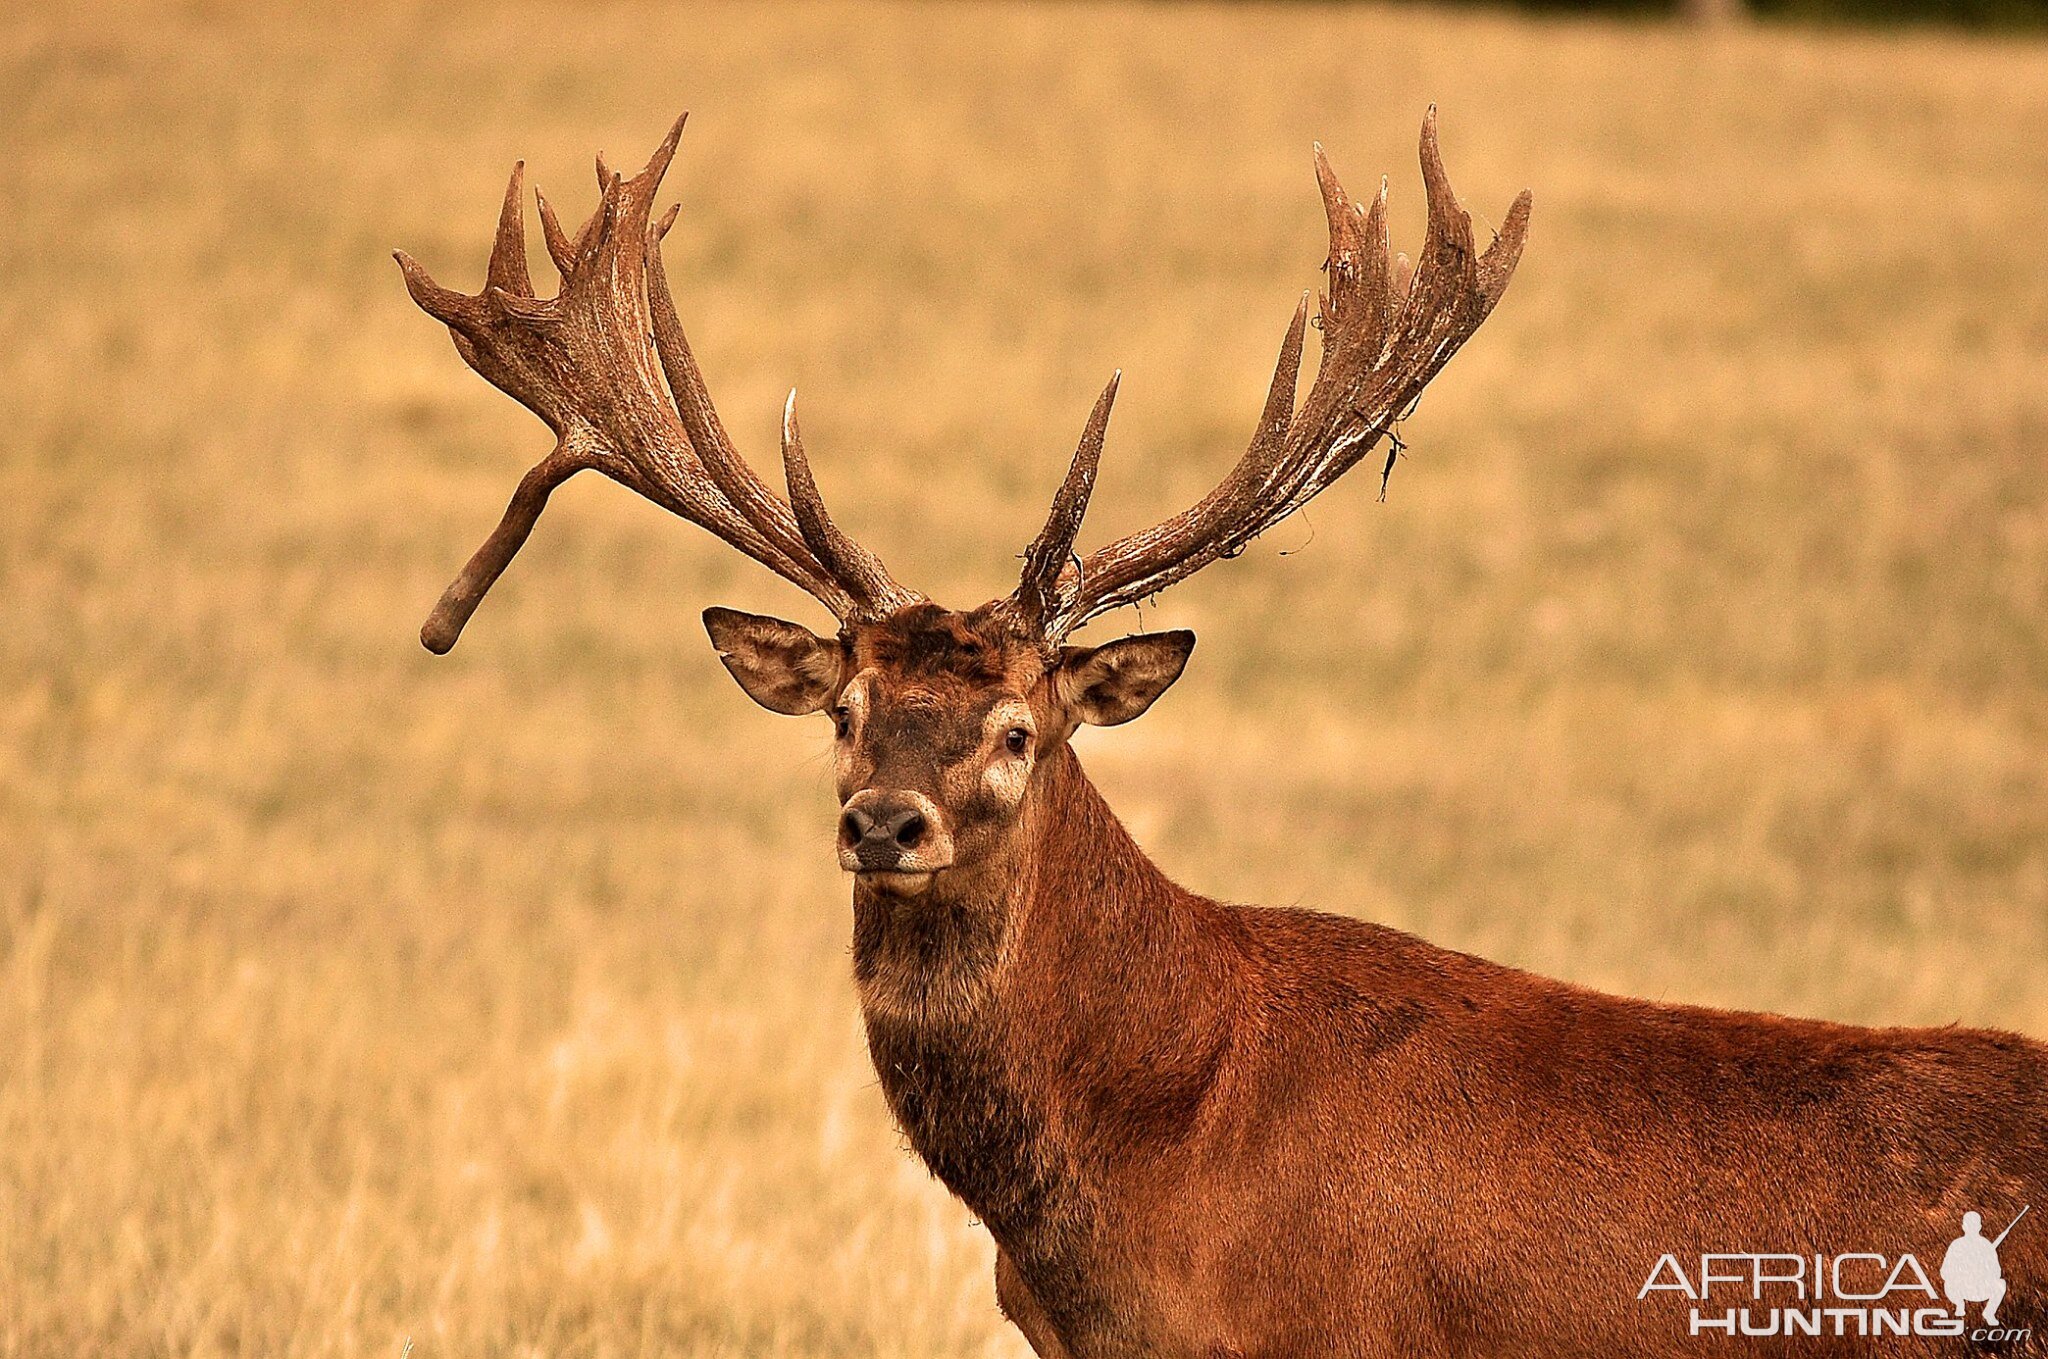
<box><xmin>1004</xmin><ymin>727</ymin><xmax>1031</xmax><ymax>756</ymax></box>
<box><xmin>833</xmin><ymin>708</ymin><xmax>851</xmax><ymax>739</ymax></box>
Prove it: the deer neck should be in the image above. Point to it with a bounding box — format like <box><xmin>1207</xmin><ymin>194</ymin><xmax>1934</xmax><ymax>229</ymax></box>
<box><xmin>851</xmin><ymin>745</ymin><xmax>1235</xmax><ymax>1248</ymax></box>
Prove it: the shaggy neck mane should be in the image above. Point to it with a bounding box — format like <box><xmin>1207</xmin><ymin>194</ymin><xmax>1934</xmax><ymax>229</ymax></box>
<box><xmin>852</xmin><ymin>746</ymin><xmax>1241</xmax><ymax>1293</ymax></box>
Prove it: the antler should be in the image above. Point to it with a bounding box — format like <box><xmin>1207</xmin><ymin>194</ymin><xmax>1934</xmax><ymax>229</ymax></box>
<box><xmin>1001</xmin><ymin>109</ymin><xmax>1530</xmax><ymax>641</ymax></box>
<box><xmin>396</xmin><ymin>114</ymin><xmax>920</xmax><ymax>653</ymax></box>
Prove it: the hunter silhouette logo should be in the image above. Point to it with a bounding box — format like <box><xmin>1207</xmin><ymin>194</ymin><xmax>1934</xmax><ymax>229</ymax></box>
<box><xmin>1944</xmin><ymin>1206</ymin><xmax>2027</xmax><ymax>1326</ymax></box>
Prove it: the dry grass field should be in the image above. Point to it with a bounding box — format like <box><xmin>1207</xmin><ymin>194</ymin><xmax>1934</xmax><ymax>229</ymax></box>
<box><xmin>5</xmin><ymin>0</ymin><xmax>2047</xmax><ymax>1353</ymax></box>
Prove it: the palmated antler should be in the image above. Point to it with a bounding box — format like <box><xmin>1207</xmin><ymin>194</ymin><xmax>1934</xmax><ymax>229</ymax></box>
<box><xmin>1000</xmin><ymin>108</ymin><xmax>1530</xmax><ymax>641</ymax></box>
<box><xmin>396</xmin><ymin>114</ymin><xmax>919</xmax><ymax>652</ymax></box>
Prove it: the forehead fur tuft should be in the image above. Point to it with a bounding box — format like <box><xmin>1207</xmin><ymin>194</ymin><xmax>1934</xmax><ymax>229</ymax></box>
<box><xmin>851</xmin><ymin>603</ymin><xmax>1046</xmax><ymax>684</ymax></box>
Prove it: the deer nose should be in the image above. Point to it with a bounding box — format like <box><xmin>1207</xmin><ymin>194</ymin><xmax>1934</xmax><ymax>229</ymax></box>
<box><xmin>838</xmin><ymin>789</ymin><xmax>952</xmax><ymax>873</ymax></box>
<box><xmin>842</xmin><ymin>802</ymin><xmax>926</xmax><ymax>850</ymax></box>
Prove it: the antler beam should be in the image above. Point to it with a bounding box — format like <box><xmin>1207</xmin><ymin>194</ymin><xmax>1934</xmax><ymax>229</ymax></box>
<box><xmin>396</xmin><ymin>115</ymin><xmax>919</xmax><ymax>653</ymax></box>
<box><xmin>1003</xmin><ymin>108</ymin><xmax>1530</xmax><ymax>641</ymax></box>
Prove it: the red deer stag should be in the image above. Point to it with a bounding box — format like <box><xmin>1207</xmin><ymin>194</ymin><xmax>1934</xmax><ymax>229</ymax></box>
<box><xmin>398</xmin><ymin>114</ymin><xmax>2046</xmax><ymax>1358</ymax></box>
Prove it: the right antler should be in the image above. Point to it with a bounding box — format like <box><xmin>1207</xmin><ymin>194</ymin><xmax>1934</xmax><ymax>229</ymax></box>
<box><xmin>1002</xmin><ymin>108</ymin><xmax>1530</xmax><ymax>642</ymax></box>
<box><xmin>396</xmin><ymin>115</ymin><xmax>920</xmax><ymax>653</ymax></box>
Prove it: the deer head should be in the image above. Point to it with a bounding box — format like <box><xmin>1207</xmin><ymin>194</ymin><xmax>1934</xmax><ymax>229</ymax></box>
<box><xmin>396</xmin><ymin>112</ymin><xmax>1528</xmax><ymax>896</ymax></box>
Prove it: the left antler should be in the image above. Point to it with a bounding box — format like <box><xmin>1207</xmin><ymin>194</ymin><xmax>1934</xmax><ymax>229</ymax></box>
<box><xmin>396</xmin><ymin>114</ymin><xmax>920</xmax><ymax>653</ymax></box>
<box><xmin>1002</xmin><ymin>108</ymin><xmax>1530</xmax><ymax>641</ymax></box>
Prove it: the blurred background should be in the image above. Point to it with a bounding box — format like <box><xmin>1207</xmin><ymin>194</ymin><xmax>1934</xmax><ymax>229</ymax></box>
<box><xmin>5</xmin><ymin>0</ymin><xmax>2046</xmax><ymax>1354</ymax></box>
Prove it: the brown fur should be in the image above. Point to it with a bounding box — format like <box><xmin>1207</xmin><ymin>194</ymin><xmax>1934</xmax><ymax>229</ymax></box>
<box><xmin>719</xmin><ymin>604</ymin><xmax>2048</xmax><ymax>1359</ymax></box>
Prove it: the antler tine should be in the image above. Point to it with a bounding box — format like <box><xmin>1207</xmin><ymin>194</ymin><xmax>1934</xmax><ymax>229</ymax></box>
<box><xmin>399</xmin><ymin>115</ymin><xmax>931</xmax><ymax>651</ymax></box>
<box><xmin>1416</xmin><ymin>107</ymin><xmax>1478</xmax><ymax>289</ymax></box>
<box><xmin>418</xmin><ymin>436</ymin><xmax>583</xmax><ymax>654</ymax></box>
<box><xmin>393</xmin><ymin>250</ymin><xmax>471</xmax><ymax>329</ymax></box>
<box><xmin>1033</xmin><ymin>110</ymin><xmax>1527</xmax><ymax>640</ymax></box>
<box><xmin>534</xmin><ymin>187</ymin><xmax>575</xmax><ymax>276</ymax></box>
<box><xmin>635</xmin><ymin>127</ymin><xmax>913</xmax><ymax>614</ymax></box>
<box><xmin>1021</xmin><ymin>296</ymin><xmax>1308</xmax><ymax>634</ymax></box>
<box><xmin>1007</xmin><ymin>372</ymin><xmax>1120</xmax><ymax>631</ymax></box>
<box><xmin>1314</xmin><ymin>145</ymin><xmax>1393</xmax><ymax>363</ymax></box>
<box><xmin>1479</xmin><ymin>189</ymin><xmax>1534</xmax><ymax>312</ymax></box>
<box><xmin>486</xmin><ymin>161</ymin><xmax>534</xmax><ymax>298</ymax></box>
<box><xmin>780</xmin><ymin>392</ymin><xmax>921</xmax><ymax>618</ymax></box>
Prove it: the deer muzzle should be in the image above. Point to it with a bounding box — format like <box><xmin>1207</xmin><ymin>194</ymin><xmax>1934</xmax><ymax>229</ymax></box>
<box><xmin>838</xmin><ymin>789</ymin><xmax>954</xmax><ymax>879</ymax></box>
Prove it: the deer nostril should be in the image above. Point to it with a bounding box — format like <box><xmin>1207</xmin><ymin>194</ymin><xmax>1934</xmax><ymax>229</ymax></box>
<box><xmin>841</xmin><ymin>807</ymin><xmax>874</xmax><ymax>845</ymax></box>
<box><xmin>892</xmin><ymin>812</ymin><xmax>926</xmax><ymax>849</ymax></box>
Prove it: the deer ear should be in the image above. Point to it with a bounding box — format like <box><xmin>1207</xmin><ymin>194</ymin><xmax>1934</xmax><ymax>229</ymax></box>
<box><xmin>703</xmin><ymin>607</ymin><xmax>842</xmax><ymax>715</ymax></box>
<box><xmin>1054</xmin><ymin>630</ymin><xmax>1195</xmax><ymax>728</ymax></box>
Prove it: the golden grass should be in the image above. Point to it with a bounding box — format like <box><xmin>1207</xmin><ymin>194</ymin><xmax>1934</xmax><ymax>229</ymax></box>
<box><xmin>4</xmin><ymin>0</ymin><xmax>2047</xmax><ymax>1353</ymax></box>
